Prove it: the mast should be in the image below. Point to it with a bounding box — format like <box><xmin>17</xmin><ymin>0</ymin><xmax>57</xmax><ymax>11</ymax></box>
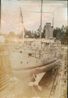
<box><xmin>20</xmin><ymin>7</ymin><xmax>23</xmax><ymax>24</ymax></box>
<box><xmin>40</xmin><ymin>0</ymin><xmax>43</xmax><ymax>38</ymax></box>
<box><xmin>52</xmin><ymin>14</ymin><xmax>54</xmax><ymax>28</ymax></box>
<box><xmin>19</xmin><ymin>7</ymin><xmax>24</xmax><ymax>41</ymax></box>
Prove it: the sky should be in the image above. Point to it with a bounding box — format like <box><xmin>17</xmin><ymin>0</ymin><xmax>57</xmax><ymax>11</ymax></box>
<box><xmin>1</xmin><ymin>0</ymin><xmax>67</xmax><ymax>34</ymax></box>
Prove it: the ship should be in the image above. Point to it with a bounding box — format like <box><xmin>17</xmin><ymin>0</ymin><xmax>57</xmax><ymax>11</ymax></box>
<box><xmin>0</xmin><ymin>0</ymin><xmax>62</xmax><ymax>91</ymax></box>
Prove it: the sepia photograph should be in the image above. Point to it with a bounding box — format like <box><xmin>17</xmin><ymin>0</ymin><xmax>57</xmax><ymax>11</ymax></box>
<box><xmin>0</xmin><ymin>0</ymin><xmax>68</xmax><ymax>98</ymax></box>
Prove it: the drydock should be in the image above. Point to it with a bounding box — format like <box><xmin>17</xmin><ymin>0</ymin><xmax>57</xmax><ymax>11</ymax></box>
<box><xmin>0</xmin><ymin>0</ymin><xmax>67</xmax><ymax>97</ymax></box>
<box><xmin>0</xmin><ymin>35</ymin><xmax>67</xmax><ymax>98</ymax></box>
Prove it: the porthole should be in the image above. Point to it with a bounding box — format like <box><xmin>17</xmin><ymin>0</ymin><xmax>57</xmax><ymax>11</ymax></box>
<box><xmin>20</xmin><ymin>51</ymin><xmax>22</xmax><ymax>53</ymax></box>
<box><xmin>20</xmin><ymin>61</ymin><xmax>23</xmax><ymax>64</ymax></box>
<box><xmin>28</xmin><ymin>53</ymin><xmax>32</xmax><ymax>56</ymax></box>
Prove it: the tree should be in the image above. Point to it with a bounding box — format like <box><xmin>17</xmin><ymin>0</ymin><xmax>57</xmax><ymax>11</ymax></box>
<box><xmin>61</xmin><ymin>26</ymin><xmax>68</xmax><ymax>45</ymax></box>
<box><xmin>53</xmin><ymin>27</ymin><xmax>65</xmax><ymax>40</ymax></box>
